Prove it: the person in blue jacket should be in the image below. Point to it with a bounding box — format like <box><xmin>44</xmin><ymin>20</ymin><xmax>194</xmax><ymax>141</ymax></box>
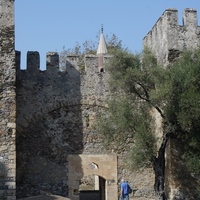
<box><xmin>119</xmin><ymin>179</ymin><xmax>129</xmax><ymax>200</ymax></box>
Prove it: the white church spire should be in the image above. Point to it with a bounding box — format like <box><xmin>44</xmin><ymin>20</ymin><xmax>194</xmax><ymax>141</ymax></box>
<box><xmin>97</xmin><ymin>25</ymin><xmax>108</xmax><ymax>55</ymax></box>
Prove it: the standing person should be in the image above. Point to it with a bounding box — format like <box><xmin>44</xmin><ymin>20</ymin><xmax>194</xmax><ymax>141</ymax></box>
<box><xmin>119</xmin><ymin>179</ymin><xmax>129</xmax><ymax>200</ymax></box>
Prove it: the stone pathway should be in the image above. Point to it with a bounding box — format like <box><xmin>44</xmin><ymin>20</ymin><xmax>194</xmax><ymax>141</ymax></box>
<box><xmin>18</xmin><ymin>194</ymin><xmax>70</xmax><ymax>200</ymax></box>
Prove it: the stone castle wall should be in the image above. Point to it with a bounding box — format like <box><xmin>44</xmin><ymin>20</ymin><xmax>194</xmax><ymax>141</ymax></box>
<box><xmin>15</xmin><ymin>51</ymin><xmax>155</xmax><ymax>199</ymax></box>
<box><xmin>16</xmin><ymin>52</ymin><xmax>108</xmax><ymax>197</ymax></box>
<box><xmin>143</xmin><ymin>8</ymin><xmax>200</xmax><ymax>66</ymax></box>
<box><xmin>1</xmin><ymin>1</ymin><xmax>200</xmax><ymax>199</ymax></box>
<box><xmin>0</xmin><ymin>0</ymin><xmax>16</xmax><ymax>199</ymax></box>
<box><xmin>143</xmin><ymin>8</ymin><xmax>200</xmax><ymax>200</ymax></box>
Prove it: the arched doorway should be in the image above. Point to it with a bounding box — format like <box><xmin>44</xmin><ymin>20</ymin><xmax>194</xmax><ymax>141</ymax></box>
<box><xmin>67</xmin><ymin>155</ymin><xmax>118</xmax><ymax>200</ymax></box>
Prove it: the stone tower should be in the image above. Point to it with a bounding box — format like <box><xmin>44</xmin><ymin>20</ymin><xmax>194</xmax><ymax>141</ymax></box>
<box><xmin>143</xmin><ymin>8</ymin><xmax>200</xmax><ymax>199</ymax></box>
<box><xmin>0</xmin><ymin>0</ymin><xmax>16</xmax><ymax>199</ymax></box>
<box><xmin>143</xmin><ymin>8</ymin><xmax>200</xmax><ymax>66</ymax></box>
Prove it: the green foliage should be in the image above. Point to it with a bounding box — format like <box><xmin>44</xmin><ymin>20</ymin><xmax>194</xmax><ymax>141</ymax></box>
<box><xmin>62</xmin><ymin>32</ymin><xmax>200</xmax><ymax>174</ymax></box>
<box><xmin>97</xmin><ymin>46</ymin><xmax>200</xmax><ymax>174</ymax></box>
<box><xmin>95</xmin><ymin>97</ymin><xmax>136</xmax><ymax>146</ymax></box>
<box><xmin>168</xmin><ymin>49</ymin><xmax>200</xmax><ymax>130</ymax></box>
<box><xmin>106</xmin><ymin>34</ymin><xmax>122</xmax><ymax>53</ymax></box>
<box><xmin>106</xmin><ymin>48</ymin><xmax>140</xmax><ymax>92</ymax></box>
<box><xmin>185</xmin><ymin>155</ymin><xmax>200</xmax><ymax>174</ymax></box>
<box><xmin>129</xmin><ymin>107</ymin><xmax>156</xmax><ymax>169</ymax></box>
<box><xmin>95</xmin><ymin>48</ymin><xmax>159</xmax><ymax>168</ymax></box>
<box><xmin>96</xmin><ymin>95</ymin><xmax>156</xmax><ymax>168</ymax></box>
<box><xmin>107</xmin><ymin>48</ymin><xmax>165</xmax><ymax>100</ymax></box>
<box><xmin>152</xmin><ymin>48</ymin><xmax>200</xmax><ymax>173</ymax></box>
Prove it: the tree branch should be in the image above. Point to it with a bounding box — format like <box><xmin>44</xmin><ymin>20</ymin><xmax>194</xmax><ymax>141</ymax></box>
<box><xmin>133</xmin><ymin>81</ymin><xmax>166</xmax><ymax>119</ymax></box>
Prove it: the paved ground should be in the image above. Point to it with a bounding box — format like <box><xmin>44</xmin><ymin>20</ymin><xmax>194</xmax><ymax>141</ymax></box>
<box><xmin>18</xmin><ymin>195</ymin><xmax>70</xmax><ymax>200</ymax></box>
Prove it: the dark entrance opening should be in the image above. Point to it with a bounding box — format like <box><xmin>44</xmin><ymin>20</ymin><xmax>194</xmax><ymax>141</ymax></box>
<box><xmin>99</xmin><ymin>176</ymin><xmax>105</xmax><ymax>200</ymax></box>
<box><xmin>79</xmin><ymin>175</ymin><xmax>106</xmax><ymax>200</ymax></box>
<box><xmin>100</xmin><ymin>68</ymin><xmax>104</xmax><ymax>72</ymax></box>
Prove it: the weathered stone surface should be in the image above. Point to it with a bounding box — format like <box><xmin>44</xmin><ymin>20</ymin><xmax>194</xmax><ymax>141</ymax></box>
<box><xmin>68</xmin><ymin>155</ymin><xmax>118</xmax><ymax>200</ymax></box>
<box><xmin>15</xmin><ymin>50</ymin><xmax>154</xmax><ymax>199</ymax></box>
<box><xmin>143</xmin><ymin>8</ymin><xmax>200</xmax><ymax>199</ymax></box>
<box><xmin>143</xmin><ymin>8</ymin><xmax>200</xmax><ymax>66</ymax></box>
<box><xmin>0</xmin><ymin>0</ymin><xmax>16</xmax><ymax>200</ymax></box>
<box><xmin>1</xmin><ymin>0</ymin><xmax>200</xmax><ymax>199</ymax></box>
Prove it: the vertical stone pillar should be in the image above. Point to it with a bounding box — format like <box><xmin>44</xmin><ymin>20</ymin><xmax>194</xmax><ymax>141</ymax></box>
<box><xmin>0</xmin><ymin>0</ymin><xmax>16</xmax><ymax>199</ymax></box>
<box><xmin>46</xmin><ymin>52</ymin><xmax>59</xmax><ymax>74</ymax></box>
<box><xmin>183</xmin><ymin>8</ymin><xmax>197</xmax><ymax>27</ymax></box>
<box><xmin>27</xmin><ymin>51</ymin><xmax>40</xmax><ymax>73</ymax></box>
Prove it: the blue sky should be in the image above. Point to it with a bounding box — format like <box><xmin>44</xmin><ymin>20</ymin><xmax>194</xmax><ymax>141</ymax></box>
<box><xmin>15</xmin><ymin>0</ymin><xmax>200</xmax><ymax>69</ymax></box>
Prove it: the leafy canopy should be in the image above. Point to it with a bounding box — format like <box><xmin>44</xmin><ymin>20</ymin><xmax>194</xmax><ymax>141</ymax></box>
<box><xmin>165</xmin><ymin>49</ymin><xmax>200</xmax><ymax>173</ymax></box>
<box><xmin>96</xmin><ymin>48</ymin><xmax>160</xmax><ymax>168</ymax></box>
<box><xmin>96</xmin><ymin>47</ymin><xmax>200</xmax><ymax>172</ymax></box>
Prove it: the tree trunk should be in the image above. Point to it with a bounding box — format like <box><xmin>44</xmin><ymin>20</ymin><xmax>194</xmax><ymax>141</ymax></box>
<box><xmin>153</xmin><ymin>133</ymin><xmax>170</xmax><ymax>200</ymax></box>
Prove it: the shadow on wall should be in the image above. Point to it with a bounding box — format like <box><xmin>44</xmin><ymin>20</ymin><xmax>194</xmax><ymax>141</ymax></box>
<box><xmin>0</xmin><ymin>162</ymin><xmax>7</xmax><ymax>198</ymax></box>
<box><xmin>16</xmin><ymin>55</ymin><xmax>83</xmax><ymax>199</ymax></box>
<box><xmin>18</xmin><ymin>194</ymin><xmax>71</xmax><ymax>200</ymax></box>
<box><xmin>165</xmin><ymin>138</ymin><xmax>200</xmax><ymax>200</ymax></box>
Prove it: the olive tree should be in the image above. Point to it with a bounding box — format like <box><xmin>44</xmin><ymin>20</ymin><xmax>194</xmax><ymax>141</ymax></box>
<box><xmin>95</xmin><ymin>47</ymin><xmax>200</xmax><ymax>200</ymax></box>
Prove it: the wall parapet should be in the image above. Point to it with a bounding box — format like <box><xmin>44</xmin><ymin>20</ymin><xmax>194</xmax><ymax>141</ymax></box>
<box><xmin>143</xmin><ymin>8</ymin><xmax>200</xmax><ymax>66</ymax></box>
<box><xmin>183</xmin><ymin>8</ymin><xmax>198</xmax><ymax>26</ymax></box>
<box><xmin>143</xmin><ymin>8</ymin><xmax>178</xmax><ymax>42</ymax></box>
<box><xmin>16</xmin><ymin>51</ymin><xmax>111</xmax><ymax>79</ymax></box>
<box><xmin>143</xmin><ymin>8</ymin><xmax>198</xmax><ymax>41</ymax></box>
<box><xmin>16</xmin><ymin>51</ymin><xmax>60</xmax><ymax>73</ymax></box>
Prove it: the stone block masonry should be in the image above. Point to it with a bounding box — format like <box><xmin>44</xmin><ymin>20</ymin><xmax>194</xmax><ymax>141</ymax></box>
<box><xmin>15</xmin><ymin>50</ymin><xmax>117</xmax><ymax>198</ymax></box>
<box><xmin>67</xmin><ymin>155</ymin><xmax>118</xmax><ymax>200</ymax></box>
<box><xmin>1</xmin><ymin>0</ymin><xmax>200</xmax><ymax>199</ymax></box>
<box><xmin>143</xmin><ymin>8</ymin><xmax>200</xmax><ymax>66</ymax></box>
<box><xmin>0</xmin><ymin>0</ymin><xmax>16</xmax><ymax>199</ymax></box>
<box><xmin>143</xmin><ymin>8</ymin><xmax>200</xmax><ymax>199</ymax></box>
<box><xmin>15</xmin><ymin>49</ymin><xmax>155</xmax><ymax>199</ymax></box>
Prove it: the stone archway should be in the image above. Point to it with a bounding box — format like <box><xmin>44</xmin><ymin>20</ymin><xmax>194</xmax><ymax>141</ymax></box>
<box><xmin>67</xmin><ymin>154</ymin><xmax>118</xmax><ymax>200</ymax></box>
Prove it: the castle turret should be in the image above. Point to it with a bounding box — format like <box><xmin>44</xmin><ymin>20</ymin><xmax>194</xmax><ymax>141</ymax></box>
<box><xmin>143</xmin><ymin>8</ymin><xmax>200</xmax><ymax>66</ymax></box>
<box><xmin>143</xmin><ymin>8</ymin><xmax>200</xmax><ymax>199</ymax></box>
<box><xmin>97</xmin><ymin>26</ymin><xmax>108</xmax><ymax>72</ymax></box>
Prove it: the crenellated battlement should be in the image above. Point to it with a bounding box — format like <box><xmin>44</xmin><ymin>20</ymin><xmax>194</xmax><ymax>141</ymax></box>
<box><xmin>183</xmin><ymin>8</ymin><xmax>198</xmax><ymax>26</ymax></box>
<box><xmin>16</xmin><ymin>51</ymin><xmax>111</xmax><ymax>74</ymax></box>
<box><xmin>16</xmin><ymin>50</ymin><xmax>110</xmax><ymax>105</ymax></box>
<box><xmin>16</xmin><ymin>51</ymin><xmax>60</xmax><ymax>74</ymax></box>
<box><xmin>144</xmin><ymin>8</ymin><xmax>199</xmax><ymax>41</ymax></box>
<box><xmin>143</xmin><ymin>8</ymin><xmax>200</xmax><ymax>66</ymax></box>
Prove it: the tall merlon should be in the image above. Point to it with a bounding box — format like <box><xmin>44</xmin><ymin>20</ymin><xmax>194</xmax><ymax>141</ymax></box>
<box><xmin>164</xmin><ymin>8</ymin><xmax>178</xmax><ymax>27</ymax></box>
<box><xmin>183</xmin><ymin>8</ymin><xmax>198</xmax><ymax>27</ymax></box>
<box><xmin>143</xmin><ymin>8</ymin><xmax>200</xmax><ymax>66</ymax></box>
<box><xmin>16</xmin><ymin>50</ymin><xmax>21</xmax><ymax>78</ymax></box>
<box><xmin>17</xmin><ymin>51</ymin><xmax>60</xmax><ymax>74</ymax></box>
<box><xmin>27</xmin><ymin>51</ymin><xmax>40</xmax><ymax>73</ymax></box>
<box><xmin>46</xmin><ymin>52</ymin><xmax>59</xmax><ymax>72</ymax></box>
